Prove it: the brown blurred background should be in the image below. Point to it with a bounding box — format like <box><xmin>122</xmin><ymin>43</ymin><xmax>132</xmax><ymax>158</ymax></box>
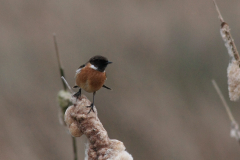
<box><xmin>1</xmin><ymin>0</ymin><xmax>240</xmax><ymax>159</ymax></box>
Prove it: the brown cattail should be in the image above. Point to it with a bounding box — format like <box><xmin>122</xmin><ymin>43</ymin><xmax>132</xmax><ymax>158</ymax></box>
<box><xmin>220</xmin><ymin>22</ymin><xmax>240</xmax><ymax>61</ymax></box>
<box><xmin>65</xmin><ymin>95</ymin><xmax>133</xmax><ymax>160</ymax></box>
<box><xmin>213</xmin><ymin>0</ymin><xmax>240</xmax><ymax>101</ymax></box>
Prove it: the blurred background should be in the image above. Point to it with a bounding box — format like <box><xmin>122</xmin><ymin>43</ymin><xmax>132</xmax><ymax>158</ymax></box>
<box><xmin>1</xmin><ymin>0</ymin><xmax>240</xmax><ymax>159</ymax></box>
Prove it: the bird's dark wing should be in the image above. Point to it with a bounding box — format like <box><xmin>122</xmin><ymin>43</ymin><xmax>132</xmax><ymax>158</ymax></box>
<box><xmin>78</xmin><ymin>64</ymin><xmax>85</xmax><ymax>69</ymax></box>
<box><xmin>102</xmin><ymin>85</ymin><xmax>112</xmax><ymax>90</ymax></box>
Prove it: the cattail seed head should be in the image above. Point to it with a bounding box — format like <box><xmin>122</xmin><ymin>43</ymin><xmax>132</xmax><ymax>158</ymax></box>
<box><xmin>227</xmin><ymin>60</ymin><xmax>240</xmax><ymax>101</ymax></box>
<box><xmin>65</xmin><ymin>95</ymin><xmax>133</xmax><ymax>160</ymax></box>
<box><xmin>220</xmin><ymin>23</ymin><xmax>234</xmax><ymax>57</ymax></box>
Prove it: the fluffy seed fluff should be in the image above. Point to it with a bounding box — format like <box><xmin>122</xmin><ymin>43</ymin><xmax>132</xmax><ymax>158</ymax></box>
<box><xmin>227</xmin><ymin>60</ymin><xmax>240</xmax><ymax>101</ymax></box>
<box><xmin>58</xmin><ymin>90</ymin><xmax>72</xmax><ymax>108</ymax></box>
<box><xmin>57</xmin><ymin>90</ymin><xmax>72</xmax><ymax>125</ymax></box>
<box><xmin>230</xmin><ymin>121</ymin><xmax>240</xmax><ymax>141</ymax></box>
<box><xmin>65</xmin><ymin>95</ymin><xmax>133</xmax><ymax>160</ymax></box>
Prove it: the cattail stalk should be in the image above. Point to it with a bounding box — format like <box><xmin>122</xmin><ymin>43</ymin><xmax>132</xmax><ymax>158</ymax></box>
<box><xmin>54</xmin><ymin>34</ymin><xmax>78</xmax><ymax>160</ymax></box>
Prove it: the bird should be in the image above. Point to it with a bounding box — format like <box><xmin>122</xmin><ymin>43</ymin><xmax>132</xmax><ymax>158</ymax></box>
<box><xmin>73</xmin><ymin>55</ymin><xmax>112</xmax><ymax>114</ymax></box>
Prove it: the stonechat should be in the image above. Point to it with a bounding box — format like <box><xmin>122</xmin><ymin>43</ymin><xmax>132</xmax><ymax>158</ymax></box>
<box><xmin>73</xmin><ymin>55</ymin><xmax>112</xmax><ymax>113</ymax></box>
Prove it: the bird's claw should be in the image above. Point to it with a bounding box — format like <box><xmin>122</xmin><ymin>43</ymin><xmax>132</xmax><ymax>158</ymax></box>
<box><xmin>73</xmin><ymin>89</ymin><xmax>81</xmax><ymax>100</ymax></box>
<box><xmin>86</xmin><ymin>103</ymin><xmax>95</xmax><ymax>114</ymax></box>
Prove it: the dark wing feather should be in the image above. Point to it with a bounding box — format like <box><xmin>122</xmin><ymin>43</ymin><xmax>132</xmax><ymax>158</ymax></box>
<box><xmin>79</xmin><ymin>64</ymin><xmax>85</xmax><ymax>69</ymax></box>
<box><xmin>102</xmin><ymin>85</ymin><xmax>112</xmax><ymax>90</ymax></box>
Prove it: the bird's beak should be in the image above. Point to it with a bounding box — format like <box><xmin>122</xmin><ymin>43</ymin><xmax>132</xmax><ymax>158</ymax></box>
<box><xmin>107</xmin><ymin>61</ymin><xmax>113</xmax><ymax>64</ymax></box>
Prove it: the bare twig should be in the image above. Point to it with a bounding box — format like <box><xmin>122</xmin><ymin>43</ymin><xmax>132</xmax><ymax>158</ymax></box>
<box><xmin>212</xmin><ymin>80</ymin><xmax>240</xmax><ymax>145</ymax></box>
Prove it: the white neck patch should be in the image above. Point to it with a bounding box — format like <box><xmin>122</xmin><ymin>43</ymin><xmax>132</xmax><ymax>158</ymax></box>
<box><xmin>90</xmin><ymin>64</ymin><xmax>98</xmax><ymax>70</ymax></box>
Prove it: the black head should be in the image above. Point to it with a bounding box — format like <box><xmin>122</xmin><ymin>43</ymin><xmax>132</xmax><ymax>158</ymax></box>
<box><xmin>89</xmin><ymin>55</ymin><xmax>112</xmax><ymax>72</ymax></box>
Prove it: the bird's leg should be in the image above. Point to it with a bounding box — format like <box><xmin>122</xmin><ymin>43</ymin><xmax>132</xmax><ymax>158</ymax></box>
<box><xmin>87</xmin><ymin>92</ymin><xmax>96</xmax><ymax>114</ymax></box>
<box><xmin>73</xmin><ymin>88</ymin><xmax>81</xmax><ymax>100</ymax></box>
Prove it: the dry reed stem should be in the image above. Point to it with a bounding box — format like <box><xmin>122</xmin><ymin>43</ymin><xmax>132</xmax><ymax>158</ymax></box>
<box><xmin>212</xmin><ymin>80</ymin><xmax>235</xmax><ymax>122</ymax></box>
<box><xmin>65</xmin><ymin>95</ymin><xmax>133</xmax><ymax>160</ymax></box>
<box><xmin>212</xmin><ymin>80</ymin><xmax>240</xmax><ymax>145</ymax></box>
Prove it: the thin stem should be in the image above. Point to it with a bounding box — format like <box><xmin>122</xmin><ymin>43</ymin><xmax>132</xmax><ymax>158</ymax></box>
<box><xmin>61</xmin><ymin>76</ymin><xmax>73</xmax><ymax>93</ymax></box>
<box><xmin>213</xmin><ymin>0</ymin><xmax>224</xmax><ymax>23</ymax></box>
<box><xmin>72</xmin><ymin>137</ymin><xmax>78</xmax><ymax>160</ymax></box>
<box><xmin>211</xmin><ymin>80</ymin><xmax>236</xmax><ymax>122</ymax></box>
<box><xmin>212</xmin><ymin>80</ymin><xmax>240</xmax><ymax>145</ymax></box>
<box><xmin>53</xmin><ymin>33</ymin><xmax>67</xmax><ymax>91</ymax></box>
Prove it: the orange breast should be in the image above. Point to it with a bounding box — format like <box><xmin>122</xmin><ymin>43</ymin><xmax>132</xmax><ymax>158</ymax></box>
<box><xmin>75</xmin><ymin>65</ymin><xmax>106</xmax><ymax>93</ymax></box>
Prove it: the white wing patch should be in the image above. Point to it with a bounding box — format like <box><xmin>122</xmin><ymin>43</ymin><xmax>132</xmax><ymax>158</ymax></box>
<box><xmin>75</xmin><ymin>68</ymin><xmax>82</xmax><ymax>77</ymax></box>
